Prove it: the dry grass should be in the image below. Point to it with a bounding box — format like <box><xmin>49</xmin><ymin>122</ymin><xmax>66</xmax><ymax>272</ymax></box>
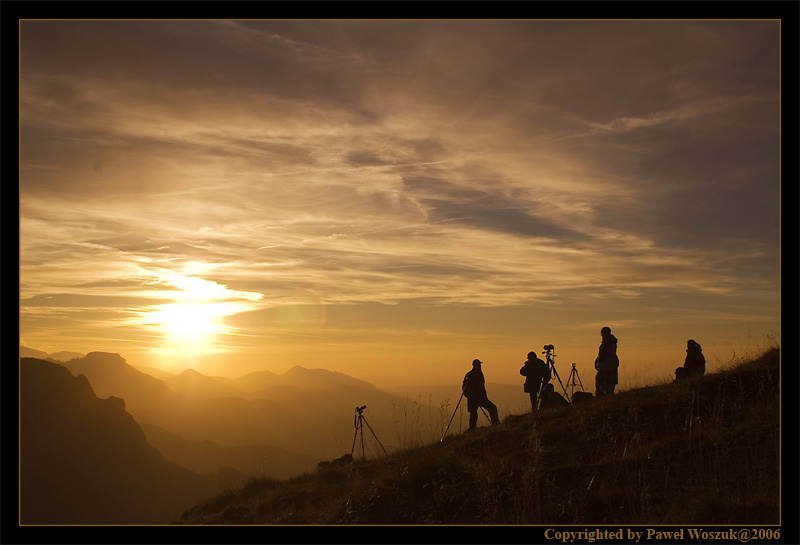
<box><xmin>177</xmin><ymin>346</ymin><xmax>780</xmax><ymax>525</ymax></box>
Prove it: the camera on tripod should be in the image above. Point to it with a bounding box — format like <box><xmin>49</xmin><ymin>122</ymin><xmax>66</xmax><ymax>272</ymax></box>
<box><xmin>351</xmin><ymin>404</ymin><xmax>387</xmax><ymax>459</ymax></box>
<box><xmin>542</xmin><ymin>344</ymin><xmax>555</xmax><ymax>352</ymax></box>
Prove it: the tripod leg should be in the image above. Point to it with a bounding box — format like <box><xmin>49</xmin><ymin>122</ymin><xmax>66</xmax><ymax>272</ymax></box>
<box><xmin>351</xmin><ymin>417</ymin><xmax>359</xmax><ymax>456</ymax></box>
<box><xmin>360</xmin><ymin>422</ymin><xmax>365</xmax><ymax>459</ymax></box>
<box><xmin>536</xmin><ymin>380</ymin><xmax>545</xmax><ymax>411</ymax></box>
<box><xmin>551</xmin><ymin>366</ymin><xmax>571</xmax><ymax>402</ymax></box>
<box><xmin>567</xmin><ymin>369</ymin><xmax>576</xmax><ymax>398</ymax></box>
<box><xmin>360</xmin><ymin>416</ymin><xmax>389</xmax><ymax>455</ymax></box>
<box><xmin>440</xmin><ymin>392</ymin><xmax>464</xmax><ymax>442</ymax></box>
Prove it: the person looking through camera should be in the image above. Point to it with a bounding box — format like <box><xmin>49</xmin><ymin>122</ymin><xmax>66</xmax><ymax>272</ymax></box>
<box><xmin>520</xmin><ymin>350</ymin><xmax>550</xmax><ymax>411</ymax></box>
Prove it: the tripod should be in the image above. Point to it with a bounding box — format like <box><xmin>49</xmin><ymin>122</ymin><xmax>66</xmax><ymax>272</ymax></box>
<box><xmin>565</xmin><ymin>363</ymin><xmax>585</xmax><ymax>400</ymax></box>
<box><xmin>440</xmin><ymin>389</ymin><xmax>492</xmax><ymax>442</ymax></box>
<box><xmin>351</xmin><ymin>405</ymin><xmax>388</xmax><ymax>459</ymax></box>
<box><xmin>538</xmin><ymin>345</ymin><xmax>571</xmax><ymax>409</ymax></box>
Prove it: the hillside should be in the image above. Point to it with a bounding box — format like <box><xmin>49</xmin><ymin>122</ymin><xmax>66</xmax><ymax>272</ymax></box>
<box><xmin>177</xmin><ymin>348</ymin><xmax>781</xmax><ymax>525</ymax></box>
<box><xmin>19</xmin><ymin>358</ymin><xmax>244</xmax><ymax>524</ymax></box>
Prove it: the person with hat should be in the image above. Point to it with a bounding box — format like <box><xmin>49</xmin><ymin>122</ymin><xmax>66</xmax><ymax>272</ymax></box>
<box><xmin>462</xmin><ymin>359</ymin><xmax>500</xmax><ymax>429</ymax></box>
<box><xmin>520</xmin><ymin>350</ymin><xmax>551</xmax><ymax>411</ymax></box>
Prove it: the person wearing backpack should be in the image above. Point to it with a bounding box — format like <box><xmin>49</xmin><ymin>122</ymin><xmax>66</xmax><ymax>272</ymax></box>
<box><xmin>462</xmin><ymin>359</ymin><xmax>500</xmax><ymax>429</ymax></box>
<box><xmin>520</xmin><ymin>351</ymin><xmax>551</xmax><ymax>411</ymax></box>
<box><xmin>594</xmin><ymin>326</ymin><xmax>620</xmax><ymax>397</ymax></box>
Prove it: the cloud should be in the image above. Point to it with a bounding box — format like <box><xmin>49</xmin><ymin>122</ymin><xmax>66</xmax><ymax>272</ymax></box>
<box><xmin>19</xmin><ymin>20</ymin><xmax>780</xmax><ymax>362</ymax></box>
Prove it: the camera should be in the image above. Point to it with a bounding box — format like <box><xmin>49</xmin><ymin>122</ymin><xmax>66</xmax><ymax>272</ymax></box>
<box><xmin>543</xmin><ymin>344</ymin><xmax>554</xmax><ymax>351</ymax></box>
<box><xmin>356</xmin><ymin>405</ymin><xmax>367</xmax><ymax>413</ymax></box>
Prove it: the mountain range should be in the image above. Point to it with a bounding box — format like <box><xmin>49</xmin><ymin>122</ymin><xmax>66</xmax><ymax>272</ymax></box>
<box><xmin>18</xmin><ymin>343</ymin><xmax>782</xmax><ymax>527</ymax></box>
<box><xmin>20</xmin><ymin>348</ymin><xmax>488</xmax><ymax>473</ymax></box>
<box><xmin>51</xmin><ymin>352</ymin><xmax>378</xmax><ymax>463</ymax></box>
<box><xmin>19</xmin><ymin>345</ymin><xmax>84</xmax><ymax>362</ymax></box>
<box><xmin>19</xmin><ymin>357</ymin><xmax>242</xmax><ymax>524</ymax></box>
<box><xmin>18</xmin><ymin>346</ymin><xmax>533</xmax><ymax>524</ymax></box>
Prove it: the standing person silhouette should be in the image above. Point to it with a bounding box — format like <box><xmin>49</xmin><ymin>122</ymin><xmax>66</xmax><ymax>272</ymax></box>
<box><xmin>462</xmin><ymin>359</ymin><xmax>500</xmax><ymax>429</ymax></box>
<box><xmin>520</xmin><ymin>351</ymin><xmax>550</xmax><ymax>411</ymax></box>
<box><xmin>594</xmin><ymin>326</ymin><xmax>620</xmax><ymax>397</ymax></box>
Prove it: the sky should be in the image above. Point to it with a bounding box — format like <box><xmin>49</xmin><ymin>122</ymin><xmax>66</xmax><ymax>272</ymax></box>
<box><xmin>19</xmin><ymin>19</ymin><xmax>782</xmax><ymax>390</ymax></box>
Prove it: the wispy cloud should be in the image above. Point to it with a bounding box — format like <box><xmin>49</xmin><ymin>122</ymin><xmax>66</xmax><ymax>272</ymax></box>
<box><xmin>19</xmin><ymin>20</ymin><xmax>780</xmax><ymax>375</ymax></box>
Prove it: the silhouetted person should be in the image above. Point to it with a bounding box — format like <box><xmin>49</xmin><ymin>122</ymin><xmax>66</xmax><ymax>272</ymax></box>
<box><xmin>462</xmin><ymin>359</ymin><xmax>500</xmax><ymax>428</ymax></box>
<box><xmin>539</xmin><ymin>383</ymin><xmax>569</xmax><ymax>408</ymax></box>
<box><xmin>675</xmin><ymin>339</ymin><xmax>706</xmax><ymax>380</ymax></box>
<box><xmin>520</xmin><ymin>351</ymin><xmax>550</xmax><ymax>411</ymax></box>
<box><xmin>594</xmin><ymin>326</ymin><xmax>619</xmax><ymax>397</ymax></box>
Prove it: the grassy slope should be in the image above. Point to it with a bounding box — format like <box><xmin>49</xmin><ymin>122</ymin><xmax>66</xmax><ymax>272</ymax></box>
<box><xmin>177</xmin><ymin>348</ymin><xmax>780</xmax><ymax>525</ymax></box>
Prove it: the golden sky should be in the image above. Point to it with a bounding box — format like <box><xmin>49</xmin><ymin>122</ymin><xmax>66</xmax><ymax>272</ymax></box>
<box><xmin>19</xmin><ymin>20</ymin><xmax>781</xmax><ymax>389</ymax></box>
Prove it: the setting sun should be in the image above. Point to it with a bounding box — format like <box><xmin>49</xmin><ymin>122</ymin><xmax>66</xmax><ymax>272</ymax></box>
<box><xmin>155</xmin><ymin>303</ymin><xmax>223</xmax><ymax>342</ymax></box>
<box><xmin>128</xmin><ymin>269</ymin><xmax>264</xmax><ymax>357</ymax></box>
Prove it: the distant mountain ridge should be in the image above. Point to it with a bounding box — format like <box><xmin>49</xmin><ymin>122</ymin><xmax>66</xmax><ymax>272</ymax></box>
<box><xmin>19</xmin><ymin>345</ymin><xmax>84</xmax><ymax>362</ymax></box>
<box><xmin>139</xmin><ymin>423</ymin><xmax>319</xmax><ymax>479</ymax></box>
<box><xmin>20</xmin><ymin>357</ymin><xmax>242</xmax><ymax>524</ymax></box>
<box><xmin>24</xmin><ymin>350</ymin><xmax>527</xmax><ymax>463</ymax></box>
<box><xmin>59</xmin><ymin>351</ymin><xmax>170</xmax><ymax>416</ymax></box>
<box><xmin>52</xmin><ymin>351</ymin><xmax>422</xmax><ymax>464</ymax></box>
<box><xmin>165</xmin><ymin>368</ymin><xmax>245</xmax><ymax>399</ymax></box>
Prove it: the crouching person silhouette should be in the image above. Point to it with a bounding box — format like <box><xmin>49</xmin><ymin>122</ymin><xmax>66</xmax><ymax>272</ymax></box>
<box><xmin>539</xmin><ymin>383</ymin><xmax>569</xmax><ymax>408</ymax></box>
<box><xmin>675</xmin><ymin>339</ymin><xmax>706</xmax><ymax>380</ymax></box>
<box><xmin>462</xmin><ymin>359</ymin><xmax>500</xmax><ymax>429</ymax></box>
<box><xmin>520</xmin><ymin>351</ymin><xmax>551</xmax><ymax>412</ymax></box>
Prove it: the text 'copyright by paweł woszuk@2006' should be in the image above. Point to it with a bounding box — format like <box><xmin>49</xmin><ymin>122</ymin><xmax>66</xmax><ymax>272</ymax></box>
<box><xmin>544</xmin><ymin>528</ymin><xmax>782</xmax><ymax>542</ymax></box>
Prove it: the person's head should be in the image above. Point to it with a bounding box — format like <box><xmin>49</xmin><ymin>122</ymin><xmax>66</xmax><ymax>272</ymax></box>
<box><xmin>601</xmin><ymin>326</ymin><xmax>611</xmax><ymax>337</ymax></box>
<box><xmin>687</xmin><ymin>339</ymin><xmax>701</xmax><ymax>350</ymax></box>
<box><xmin>472</xmin><ymin>358</ymin><xmax>483</xmax><ymax>368</ymax></box>
<box><xmin>527</xmin><ymin>351</ymin><xmax>536</xmax><ymax>360</ymax></box>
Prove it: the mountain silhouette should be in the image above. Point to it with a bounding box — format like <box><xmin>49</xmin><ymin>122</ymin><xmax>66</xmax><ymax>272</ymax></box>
<box><xmin>59</xmin><ymin>352</ymin><xmax>170</xmax><ymax>415</ymax></box>
<box><xmin>20</xmin><ymin>357</ymin><xmax>244</xmax><ymax>524</ymax></box>
<box><xmin>131</xmin><ymin>364</ymin><xmax>177</xmax><ymax>380</ymax></box>
<box><xmin>19</xmin><ymin>346</ymin><xmax>53</xmax><ymax>360</ymax></box>
<box><xmin>49</xmin><ymin>350</ymin><xmax>85</xmax><ymax>362</ymax></box>
<box><xmin>56</xmin><ymin>353</ymin><xmax>336</xmax><ymax>460</ymax></box>
<box><xmin>19</xmin><ymin>345</ymin><xmax>85</xmax><ymax>362</ymax></box>
<box><xmin>222</xmin><ymin>369</ymin><xmax>282</xmax><ymax>397</ymax></box>
<box><xmin>49</xmin><ymin>351</ymin><xmax>467</xmax><ymax>464</ymax></box>
<box><xmin>139</xmin><ymin>422</ymin><xmax>319</xmax><ymax>479</ymax></box>
<box><xmin>165</xmin><ymin>368</ymin><xmax>245</xmax><ymax>398</ymax></box>
<box><xmin>279</xmin><ymin>365</ymin><xmax>380</xmax><ymax>392</ymax></box>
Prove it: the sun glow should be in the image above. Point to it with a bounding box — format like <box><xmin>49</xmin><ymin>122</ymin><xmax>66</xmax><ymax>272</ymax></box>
<box><xmin>131</xmin><ymin>267</ymin><xmax>264</xmax><ymax>356</ymax></box>
<box><xmin>154</xmin><ymin>303</ymin><xmax>225</xmax><ymax>342</ymax></box>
